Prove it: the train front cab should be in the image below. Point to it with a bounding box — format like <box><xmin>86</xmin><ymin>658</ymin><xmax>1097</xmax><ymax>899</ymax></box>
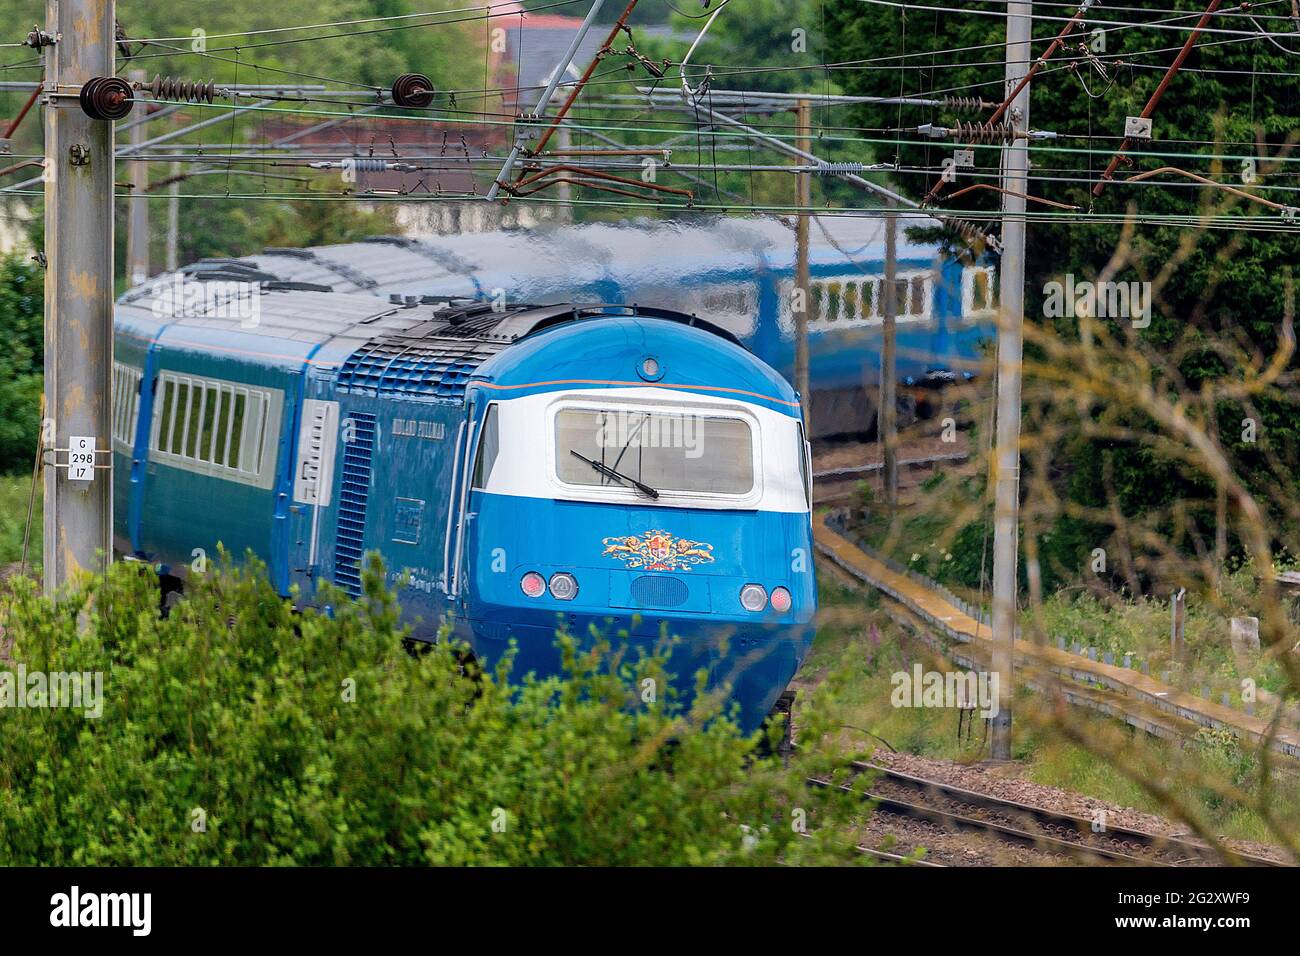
<box><xmin>457</xmin><ymin>383</ymin><xmax>816</xmax><ymax>733</ymax></box>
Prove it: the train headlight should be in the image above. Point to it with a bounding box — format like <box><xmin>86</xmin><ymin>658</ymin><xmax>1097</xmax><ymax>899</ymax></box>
<box><xmin>520</xmin><ymin>571</ymin><xmax>546</xmax><ymax>598</ymax></box>
<box><xmin>770</xmin><ymin>587</ymin><xmax>792</xmax><ymax>613</ymax></box>
<box><xmin>548</xmin><ymin>572</ymin><xmax>579</xmax><ymax>601</ymax></box>
<box><xmin>638</xmin><ymin>355</ymin><xmax>664</xmax><ymax>381</ymax></box>
<box><xmin>739</xmin><ymin>583</ymin><xmax>768</xmax><ymax>612</ymax></box>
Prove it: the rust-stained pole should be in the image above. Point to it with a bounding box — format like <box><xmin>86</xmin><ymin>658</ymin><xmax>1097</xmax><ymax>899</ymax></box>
<box><xmin>1093</xmin><ymin>0</ymin><xmax>1223</xmax><ymax>196</ymax></box>
<box><xmin>43</xmin><ymin>0</ymin><xmax>116</xmax><ymax>591</ymax></box>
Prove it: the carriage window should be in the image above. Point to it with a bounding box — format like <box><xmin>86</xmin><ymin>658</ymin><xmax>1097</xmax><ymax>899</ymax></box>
<box><xmin>472</xmin><ymin>404</ymin><xmax>500</xmax><ymax>489</ymax></box>
<box><xmin>555</xmin><ymin>408</ymin><xmax>754</xmax><ymax>496</ymax></box>
<box><xmin>111</xmin><ymin>362</ymin><xmax>143</xmax><ymax>448</ymax></box>
<box><xmin>150</xmin><ymin>370</ymin><xmax>281</xmax><ymax>489</ymax></box>
<box><xmin>800</xmin><ymin>272</ymin><xmax>932</xmax><ymax>329</ymax></box>
<box><xmin>963</xmin><ymin>265</ymin><xmax>998</xmax><ymax>318</ymax></box>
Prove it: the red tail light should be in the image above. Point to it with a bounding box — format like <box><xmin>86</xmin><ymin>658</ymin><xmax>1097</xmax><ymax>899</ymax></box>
<box><xmin>520</xmin><ymin>571</ymin><xmax>546</xmax><ymax>598</ymax></box>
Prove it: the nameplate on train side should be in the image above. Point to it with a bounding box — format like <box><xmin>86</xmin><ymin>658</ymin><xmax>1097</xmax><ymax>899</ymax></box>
<box><xmin>391</xmin><ymin>419</ymin><xmax>446</xmax><ymax>441</ymax></box>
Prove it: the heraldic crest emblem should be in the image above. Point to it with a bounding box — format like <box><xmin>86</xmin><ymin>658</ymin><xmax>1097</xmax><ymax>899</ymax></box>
<box><xmin>601</xmin><ymin>530</ymin><xmax>715</xmax><ymax>572</ymax></box>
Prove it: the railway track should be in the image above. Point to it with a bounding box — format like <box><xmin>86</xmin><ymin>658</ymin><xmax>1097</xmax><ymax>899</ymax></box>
<box><xmin>811</xmin><ymin>440</ymin><xmax>972</xmax><ymax>505</ymax></box>
<box><xmin>810</xmin><ymin>770</ymin><xmax>1143</xmax><ymax>866</ymax></box>
<box><xmin>857</xmin><ymin>763</ymin><xmax>1285</xmax><ymax>866</ymax></box>
<box><xmin>812</xmin><ymin>451</ymin><xmax>971</xmax><ymax>482</ymax></box>
<box><xmin>811</xmin><ymin>763</ymin><xmax>1288</xmax><ymax>866</ymax></box>
<box><xmin>856</xmin><ymin>844</ymin><xmax>946</xmax><ymax>867</ymax></box>
<box><xmin>812</xmin><ymin>512</ymin><xmax>1300</xmax><ymax>761</ymax></box>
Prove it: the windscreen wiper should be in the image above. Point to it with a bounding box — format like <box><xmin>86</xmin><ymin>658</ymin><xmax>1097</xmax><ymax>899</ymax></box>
<box><xmin>609</xmin><ymin>413</ymin><xmax>648</xmax><ymax>477</ymax></box>
<box><xmin>569</xmin><ymin>450</ymin><xmax>660</xmax><ymax>500</ymax></box>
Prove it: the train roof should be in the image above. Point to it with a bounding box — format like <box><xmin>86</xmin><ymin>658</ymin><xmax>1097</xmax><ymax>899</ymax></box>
<box><xmin>115</xmin><ymin>286</ymin><xmax>436</xmax><ymax>370</ymax></box>
<box><xmin>473</xmin><ymin>310</ymin><xmax>800</xmax><ymax>416</ymax></box>
<box><xmin>115</xmin><ymin>289</ymin><xmax>778</xmax><ymax>406</ymax></box>
<box><xmin>123</xmin><ymin>215</ymin><xmax>950</xmax><ymax>300</ymax></box>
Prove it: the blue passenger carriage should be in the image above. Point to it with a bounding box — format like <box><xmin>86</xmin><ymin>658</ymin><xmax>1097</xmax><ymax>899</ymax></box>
<box><xmin>113</xmin><ymin>286</ymin><xmax>817</xmax><ymax>731</ymax></box>
<box><xmin>168</xmin><ymin>216</ymin><xmax>998</xmax><ymax>436</ymax></box>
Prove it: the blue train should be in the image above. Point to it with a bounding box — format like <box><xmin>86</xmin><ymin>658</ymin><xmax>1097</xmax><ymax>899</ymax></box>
<box><xmin>111</xmin><ymin>288</ymin><xmax>816</xmax><ymax>732</ymax></box>
<box><xmin>158</xmin><ymin>216</ymin><xmax>999</xmax><ymax>436</ymax></box>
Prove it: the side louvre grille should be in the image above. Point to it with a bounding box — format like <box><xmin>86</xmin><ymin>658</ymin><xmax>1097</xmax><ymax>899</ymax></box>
<box><xmin>336</xmin><ymin>338</ymin><xmax>501</xmax><ymax>402</ymax></box>
<box><xmin>332</xmin><ymin>412</ymin><xmax>377</xmax><ymax>597</ymax></box>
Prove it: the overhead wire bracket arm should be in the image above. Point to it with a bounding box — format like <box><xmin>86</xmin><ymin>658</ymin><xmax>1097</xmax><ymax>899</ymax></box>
<box><xmin>648</xmin><ymin>93</ymin><xmax>999</xmax><ymax>251</ymax></box>
<box><xmin>1093</xmin><ymin>0</ymin><xmax>1225</xmax><ymax>197</ymax></box>
<box><xmin>677</xmin><ymin>0</ymin><xmax>731</xmax><ymax>101</ymax></box>
<box><xmin>922</xmin><ymin>0</ymin><xmax>1095</xmax><ymax>206</ymax></box>
<box><xmin>509</xmin><ymin>163</ymin><xmax>693</xmax><ymax>202</ymax></box>
<box><xmin>1125</xmin><ymin>165</ymin><xmax>1299</xmax><ymax>215</ymax></box>
<box><xmin>485</xmin><ymin>0</ymin><xmax>612</xmax><ymax>202</ymax></box>
<box><xmin>988</xmin><ymin>0</ymin><xmax>1097</xmax><ymax>127</ymax></box>
<box><xmin>946</xmin><ymin>182</ymin><xmax>1080</xmax><ymax>210</ymax></box>
<box><xmin>527</xmin><ymin>0</ymin><xmax>644</xmax><ymax>160</ymax></box>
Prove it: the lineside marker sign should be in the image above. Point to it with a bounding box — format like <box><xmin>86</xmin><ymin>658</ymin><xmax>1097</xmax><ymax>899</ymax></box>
<box><xmin>68</xmin><ymin>436</ymin><xmax>96</xmax><ymax>481</ymax></box>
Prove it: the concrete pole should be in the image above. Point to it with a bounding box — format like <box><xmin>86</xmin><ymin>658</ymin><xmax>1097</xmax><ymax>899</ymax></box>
<box><xmin>166</xmin><ymin>159</ymin><xmax>179</xmax><ymax>271</ymax></box>
<box><xmin>990</xmin><ymin>1</ymin><xmax>1033</xmax><ymax>760</ymax></box>
<box><xmin>1214</xmin><ymin>483</ymin><xmax>1227</xmax><ymax>578</ymax></box>
<box><xmin>42</xmin><ymin>0</ymin><xmax>116</xmax><ymax>592</ymax></box>
<box><xmin>1171</xmin><ymin>587</ymin><xmax>1187</xmax><ymax>660</ymax></box>
<box><xmin>794</xmin><ymin>99</ymin><xmax>812</xmax><ymax>431</ymax></box>
<box><xmin>881</xmin><ymin>202</ymin><xmax>898</xmax><ymax>511</ymax></box>
<box><xmin>125</xmin><ymin>68</ymin><xmax>148</xmax><ymax>286</ymax></box>
<box><xmin>556</xmin><ymin>125</ymin><xmax>573</xmax><ymax>224</ymax></box>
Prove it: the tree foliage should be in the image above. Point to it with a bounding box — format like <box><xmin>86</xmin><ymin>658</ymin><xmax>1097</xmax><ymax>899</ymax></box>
<box><xmin>825</xmin><ymin>0</ymin><xmax>1300</xmax><ymax>577</ymax></box>
<box><xmin>0</xmin><ymin>255</ymin><xmax>43</xmax><ymax>475</ymax></box>
<box><xmin>0</xmin><ymin>557</ymin><xmax>868</xmax><ymax>865</ymax></box>
<box><xmin>0</xmin><ymin>0</ymin><xmax>480</xmax><ymax>94</ymax></box>
<box><xmin>172</xmin><ymin>193</ymin><xmax>399</xmax><ymax>264</ymax></box>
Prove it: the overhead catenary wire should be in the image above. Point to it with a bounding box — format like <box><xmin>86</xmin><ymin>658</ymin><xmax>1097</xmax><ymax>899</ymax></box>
<box><xmin>13</xmin><ymin>96</ymin><xmax>1300</xmax><ymax>173</ymax></box>
<box><xmin>4</xmin><ymin>1</ymin><xmax>1295</xmax><ymax>234</ymax></box>
<box><xmin>129</xmin><ymin>0</ymin><xmax>591</xmax><ymax>46</ymax></box>
<box><xmin>854</xmin><ymin>0</ymin><xmax>1299</xmax><ymax>39</ymax></box>
<box><xmin>13</xmin><ymin>77</ymin><xmax>1299</xmax><ymax>170</ymax></box>
<box><xmin>90</xmin><ymin>15</ymin><xmax>1300</xmax><ymax>116</ymax></box>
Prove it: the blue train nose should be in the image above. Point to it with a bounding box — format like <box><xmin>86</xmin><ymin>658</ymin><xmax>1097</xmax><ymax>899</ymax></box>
<box><xmin>464</xmin><ymin>610</ymin><xmax>808</xmax><ymax>734</ymax></box>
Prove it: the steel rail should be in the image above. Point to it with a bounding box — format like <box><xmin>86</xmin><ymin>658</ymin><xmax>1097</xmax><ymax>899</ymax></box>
<box><xmin>854</xmin><ymin>762</ymin><xmax>1288</xmax><ymax>867</ymax></box>
<box><xmin>806</xmin><ymin>774</ymin><xmax>1156</xmax><ymax>865</ymax></box>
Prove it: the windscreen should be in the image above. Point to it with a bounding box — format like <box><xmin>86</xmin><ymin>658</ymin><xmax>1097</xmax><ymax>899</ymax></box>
<box><xmin>555</xmin><ymin>407</ymin><xmax>755</xmax><ymax>496</ymax></box>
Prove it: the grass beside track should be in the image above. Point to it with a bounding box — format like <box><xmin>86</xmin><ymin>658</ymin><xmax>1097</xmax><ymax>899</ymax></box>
<box><xmin>805</xmin><ymin>576</ymin><xmax>1300</xmax><ymax>848</ymax></box>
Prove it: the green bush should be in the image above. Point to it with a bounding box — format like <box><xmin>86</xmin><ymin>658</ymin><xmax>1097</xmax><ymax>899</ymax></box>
<box><xmin>0</xmin><ymin>253</ymin><xmax>42</xmax><ymax>475</ymax></box>
<box><xmin>0</xmin><ymin>475</ymin><xmax>40</xmax><ymax>570</ymax></box>
<box><xmin>0</xmin><ymin>557</ymin><xmax>868</xmax><ymax>865</ymax></box>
